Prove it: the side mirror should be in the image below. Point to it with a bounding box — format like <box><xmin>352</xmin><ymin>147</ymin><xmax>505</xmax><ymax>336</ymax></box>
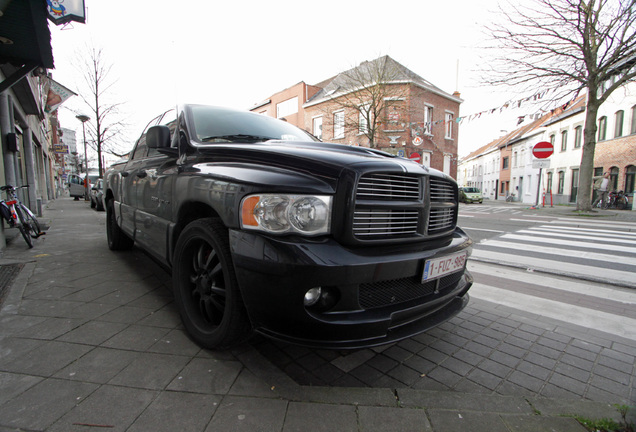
<box><xmin>147</xmin><ymin>125</ymin><xmax>171</xmax><ymax>149</ymax></box>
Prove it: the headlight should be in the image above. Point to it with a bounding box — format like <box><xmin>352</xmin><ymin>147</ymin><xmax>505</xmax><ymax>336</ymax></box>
<box><xmin>241</xmin><ymin>194</ymin><xmax>332</xmax><ymax>235</ymax></box>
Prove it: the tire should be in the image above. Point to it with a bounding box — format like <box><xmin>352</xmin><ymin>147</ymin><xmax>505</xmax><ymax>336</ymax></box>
<box><xmin>106</xmin><ymin>199</ymin><xmax>134</xmax><ymax>250</ymax></box>
<box><xmin>617</xmin><ymin>199</ymin><xmax>626</xmax><ymax>210</ymax></box>
<box><xmin>14</xmin><ymin>207</ymin><xmax>33</xmax><ymax>248</ymax></box>
<box><xmin>20</xmin><ymin>205</ymin><xmax>42</xmax><ymax>238</ymax></box>
<box><xmin>172</xmin><ymin>218</ymin><xmax>251</xmax><ymax>349</ymax></box>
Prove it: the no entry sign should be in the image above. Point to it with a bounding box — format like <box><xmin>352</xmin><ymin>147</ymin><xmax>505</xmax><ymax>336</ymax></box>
<box><xmin>533</xmin><ymin>141</ymin><xmax>554</xmax><ymax>159</ymax></box>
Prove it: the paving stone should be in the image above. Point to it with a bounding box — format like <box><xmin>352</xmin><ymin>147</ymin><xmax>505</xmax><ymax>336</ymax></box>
<box><xmin>101</xmin><ymin>324</ymin><xmax>171</xmax><ymax>351</ymax></box>
<box><xmin>508</xmin><ymin>370</ymin><xmax>544</xmax><ymax>393</ymax></box>
<box><xmin>358</xmin><ymin>406</ymin><xmax>432</xmax><ymax>432</ymax></box>
<box><xmin>478</xmin><ymin>358</ymin><xmax>512</xmax><ymax>379</ymax></box>
<box><xmin>48</xmin><ymin>384</ymin><xmax>157</xmax><ymax>432</ymax></box>
<box><xmin>110</xmin><ymin>352</ymin><xmax>190</xmax><ymax>390</ymax></box>
<box><xmin>282</xmin><ymin>402</ymin><xmax>357</xmax><ymax>432</ymax></box>
<box><xmin>54</xmin><ymin>347</ymin><xmax>138</xmax><ymax>383</ymax></box>
<box><xmin>467</xmin><ymin>368</ymin><xmax>503</xmax><ymax>391</ymax></box>
<box><xmin>428</xmin><ymin>410</ymin><xmax>510</xmax><ymax>432</ymax></box>
<box><xmin>0</xmin><ymin>372</ymin><xmax>42</xmax><ymax>406</ymax></box>
<box><xmin>128</xmin><ymin>391</ymin><xmax>221</xmax><ymax>432</ymax></box>
<box><xmin>205</xmin><ymin>396</ymin><xmax>287</xmax><ymax>432</ymax></box>
<box><xmin>331</xmin><ymin>349</ymin><xmax>375</xmax><ymax>373</ymax></box>
<box><xmin>56</xmin><ymin>320</ymin><xmax>128</xmax><ymax>345</ymax></box>
<box><xmin>2</xmin><ymin>340</ymin><xmax>93</xmax><ymax>377</ymax></box>
<box><xmin>500</xmin><ymin>414</ymin><xmax>588</xmax><ymax>431</ymax></box>
<box><xmin>516</xmin><ymin>361</ymin><xmax>552</xmax><ymax>381</ymax></box>
<box><xmin>0</xmin><ymin>378</ymin><xmax>98</xmax><ymax>431</ymax></box>
<box><xmin>167</xmin><ymin>357</ymin><xmax>243</xmax><ymax>394</ymax></box>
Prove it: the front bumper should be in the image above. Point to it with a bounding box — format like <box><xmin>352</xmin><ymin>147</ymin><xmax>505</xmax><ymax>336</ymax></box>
<box><xmin>229</xmin><ymin>229</ymin><xmax>473</xmax><ymax>349</ymax></box>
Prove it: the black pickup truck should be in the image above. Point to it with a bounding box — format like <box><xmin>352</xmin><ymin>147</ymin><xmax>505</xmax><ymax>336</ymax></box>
<box><xmin>104</xmin><ymin>104</ymin><xmax>473</xmax><ymax>349</ymax></box>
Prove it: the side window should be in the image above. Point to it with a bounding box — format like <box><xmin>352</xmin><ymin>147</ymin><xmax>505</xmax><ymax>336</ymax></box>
<box><xmin>131</xmin><ymin>109</ymin><xmax>176</xmax><ymax>160</ymax></box>
<box><xmin>131</xmin><ymin>135</ymin><xmax>148</xmax><ymax>160</ymax></box>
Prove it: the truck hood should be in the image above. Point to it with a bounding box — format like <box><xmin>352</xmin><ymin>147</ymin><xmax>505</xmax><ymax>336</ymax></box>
<box><xmin>193</xmin><ymin>140</ymin><xmax>441</xmax><ymax>181</ymax></box>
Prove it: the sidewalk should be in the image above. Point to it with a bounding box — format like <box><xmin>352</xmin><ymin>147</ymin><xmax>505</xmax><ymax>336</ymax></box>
<box><xmin>0</xmin><ymin>198</ymin><xmax>631</xmax><ymax>431</ymax></box>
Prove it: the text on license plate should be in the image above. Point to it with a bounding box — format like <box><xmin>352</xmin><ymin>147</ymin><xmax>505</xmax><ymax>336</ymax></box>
<box><xmin>422</xmin><ymin>251</ymin><xmax>467</xmax><ymax>282</ymax></box>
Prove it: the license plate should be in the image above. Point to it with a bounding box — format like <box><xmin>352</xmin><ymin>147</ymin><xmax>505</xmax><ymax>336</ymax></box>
<box><xmin>422</xmin><ymin>251</ymin><xmax>467</xmax><ymax>282</ymax></box>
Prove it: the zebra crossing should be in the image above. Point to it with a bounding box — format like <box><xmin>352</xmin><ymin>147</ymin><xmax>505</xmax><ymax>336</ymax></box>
<box><xmin>467</xmin><ymin>260</ymin><xmax>636</xmax><ymax>340</ymax></box>
<box><xmin>469</xmin><ymin>219</ymin><xmax>636</xmax><ymax>288</ymax></box>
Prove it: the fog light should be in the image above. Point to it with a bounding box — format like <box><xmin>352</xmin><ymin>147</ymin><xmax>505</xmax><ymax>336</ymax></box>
<box><xmin>304</xmin><ymin>287</ymin><xmax>322</xmax><ymax>306</ymax></box>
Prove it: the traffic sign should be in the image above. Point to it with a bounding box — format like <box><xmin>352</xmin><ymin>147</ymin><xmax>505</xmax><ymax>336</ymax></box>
<box><xmin>409</xmin><ymin>152</ymin><xmax>421</xmax><ymax>162</ymax></box>
<box><xmin>533</xmin><ymin>141</ymin><xmax>554</xmax><ymax>159</ymax></box>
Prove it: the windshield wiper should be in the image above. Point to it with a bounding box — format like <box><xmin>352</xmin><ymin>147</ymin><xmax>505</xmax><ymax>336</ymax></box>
<box><xmin>201</xmin><ymin>134</ymin><xmax>276</xmax><ymax>143</ymax></box>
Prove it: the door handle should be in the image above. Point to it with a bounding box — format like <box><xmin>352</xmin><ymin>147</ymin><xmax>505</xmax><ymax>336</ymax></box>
<box><xmin>136</xmin><ymin>170</ymin><xmax>147</xmax><ymax>178</ymax></box>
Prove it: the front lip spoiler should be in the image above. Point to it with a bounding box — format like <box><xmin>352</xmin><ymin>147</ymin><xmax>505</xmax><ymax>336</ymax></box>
<box><xmin>254</xmin><ymin>270</ymin><xmax>473</xmax><ymax>350</ymax></box>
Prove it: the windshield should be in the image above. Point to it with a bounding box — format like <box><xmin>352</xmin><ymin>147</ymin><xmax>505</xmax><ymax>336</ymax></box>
<box><xmin>463</xmin><ymin>187</ymin><xmax>480</xmax><ymax>193</ymax></box>
<box><xmin>189</xmin><ymin>105</ymin><xmax>318</xmax><ymax>144</ymax></box>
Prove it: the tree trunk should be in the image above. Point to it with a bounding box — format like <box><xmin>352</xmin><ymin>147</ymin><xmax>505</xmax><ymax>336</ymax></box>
<box><xmin>576</xmin><ymin>97</ymin><xmax>600</xmax><ymax>212</ymax></box>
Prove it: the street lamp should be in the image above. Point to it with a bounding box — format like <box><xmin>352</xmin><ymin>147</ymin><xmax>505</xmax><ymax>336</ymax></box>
<box><xmin>76</xmin><ymin>114</ymin><xmax>90</xmax><ymax>201</ymax></box>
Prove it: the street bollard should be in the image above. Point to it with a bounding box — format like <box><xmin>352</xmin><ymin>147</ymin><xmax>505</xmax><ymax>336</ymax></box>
<box><xmin>37</xmin><ymin>198</ymin><xmax>43</xmax><ymax>217</ymax></box>
<box><xmin>632</xmin><ymin>191</ymin><xmax>636</xmax><ymax>211</ymax></box>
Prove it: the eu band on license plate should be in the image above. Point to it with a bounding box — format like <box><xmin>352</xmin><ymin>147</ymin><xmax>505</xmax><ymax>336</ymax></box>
<box><xmin>422</xmin><ymin>251</ymin><xmax>467</xmax><ymax>282</ymax></box>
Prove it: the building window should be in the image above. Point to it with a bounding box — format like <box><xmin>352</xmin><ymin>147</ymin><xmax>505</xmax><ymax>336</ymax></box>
<box><xmin>502</xmin><ymin>156</ymin><xmax>509</xmax><ymax>170</ymax></box>
<box><xmin>615</xmin><ymin>110</ymin><xmax>624</xmax><ymax>138</ymax></box>
<box><xmin>610</xmin><ymin>166</ymin><xmax>619</xmax><ymax>190</ymax></box>
<box><xmin>424</xmin><ymin>106</ymin><xmax>433</xmax><ymax>135</ymax></box>
<box><xmin>631</xmin><ymin>105</ymin><xmax>636</xmax><ymax>135</ymax></box>
<box><xmin>574</xmin><ymin>125</ymin><xmax>582</xmax><ymax>148</ymax></box>
<box><xmin>549</xmin><ymin>134</ymin><xmax>555</xmax><ymax>145</ymax></box>
<box><xmin>546</xmin><ymin>171</ymin><xmax>553</xmax><ymax>192</ymax></box>
<box><xmin>312</xmin><ymin>116</ymin><xmax>323</xmax><ymax>140</ymax></box>
<box><xmin>276</xmin><ymin>96</ymin><xmax>298</xmax><ymax>119</ymax></box>
<box><xmin>625</xmin><ymin>165</ymin><xmax>635</xmax><ymax>194</ymax></box>
<box><xmin>558</xmin><ymin>171</ymin><xmax>565</xmax><ymax>194</ymax></box>
<box><xmin>333</xmin><ymin>110</ymin><xmax>344</xmax><ymax>139</ymax></box>
<box><xmin>570</xmin><ymin>169</ymin><xmax>579</xmax><ymax>203</ymax></box>
<box><xmin>445</xmin><ymin>112</ymin><xmax>453</xmax><ymax>139</ymax></box>
<box><xmin>513</xmin><ymin>151</ymin><xmax>517</xmax><ymax>168</ymax></box>
<box><xmin>561</xmin><ymin>130</ymin><xmax>568</xmax><ymax>151</ymax></box>
<box><xmin>598</xmin><ymin>116</ymin><xmax>607</xmax><ymax>141</ymax></box>
<box><xmin>359</xmin><ymin>105</ymin><xmax>369</xmax><ymax>135</ymax></box>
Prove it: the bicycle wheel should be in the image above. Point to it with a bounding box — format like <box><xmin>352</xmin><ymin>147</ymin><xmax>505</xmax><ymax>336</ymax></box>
<box><xmin>13</xmin><ymin>206</ymin><xmax>33</xmax><ymax>248</ymax></box>
<box><xmin>20</xmin><ymin>205</ymin><xmax>41</xmax><ymax>238</ymax></box>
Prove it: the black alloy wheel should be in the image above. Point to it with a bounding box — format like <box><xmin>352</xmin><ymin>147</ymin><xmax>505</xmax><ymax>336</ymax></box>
<box><xmin>172</xmin><ymin>218</ymin><xmax>251</xmax><ymax>349</ymax></box>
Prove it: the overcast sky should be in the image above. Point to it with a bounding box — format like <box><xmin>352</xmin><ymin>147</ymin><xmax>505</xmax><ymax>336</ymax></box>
<box><xmin>50</xmin><ymin>0</ymin><xmax>528</xmax><ymax>161</ymax></box>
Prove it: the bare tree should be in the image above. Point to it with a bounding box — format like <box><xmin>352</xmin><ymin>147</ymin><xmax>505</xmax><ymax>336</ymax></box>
<box><xmin>75</xmin><ymin>44</ymin><xmax>128</xmax><ymax>176</ymax></box>
<box><xmin>483</xmin><ymin>0</ymin><xmax>636</xmax><ymax>211</ymax></box>
<box><xmin>319</xmin><ymin>56</ymin><xmax>411</xmax><ymax>148</ymax></box>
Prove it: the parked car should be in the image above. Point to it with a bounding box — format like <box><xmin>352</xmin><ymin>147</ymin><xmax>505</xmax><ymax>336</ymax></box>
<box><xmin>104</xmin><ymin>104</ymin><xmax>473</xmax><ymax>350</ymax></box>
<box><xmin>90</xmin><ymin>178</ymin><xmax>104</xmax><ymax>211</ymax></box>
<box><xmin>459</xmin><ymin>187</ymin><xmax>483</xmax><ymax>204</ymax></box>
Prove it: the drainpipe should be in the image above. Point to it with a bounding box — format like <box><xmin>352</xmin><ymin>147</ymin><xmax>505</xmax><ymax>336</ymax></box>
<box><xmin>0</xmin><ymin>92</ymin><xmax>16</xmax><ymax>187</ymax></box>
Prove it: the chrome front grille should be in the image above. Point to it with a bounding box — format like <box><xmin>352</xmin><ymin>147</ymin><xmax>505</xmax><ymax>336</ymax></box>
<box><xmin>356</xmin><ymin>173</ymin><xmax>420</xmax><ymax>200</ymax></box>
<box><xmin>353</xmin><ymin>172</ymin><xmax>457</xmax><ymax>241</ymax></box>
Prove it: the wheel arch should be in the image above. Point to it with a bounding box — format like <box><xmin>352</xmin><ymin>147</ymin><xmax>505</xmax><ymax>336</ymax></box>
<box><xmin>169</xmin><ymin>201</ymin><xmax>223</xmax><ymax>265</ymax></box>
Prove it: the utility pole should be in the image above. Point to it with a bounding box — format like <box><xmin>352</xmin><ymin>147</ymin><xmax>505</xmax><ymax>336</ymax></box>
<box><xmin>76</xmin><ymin>114</ymin><xmax>90</xmax><ymax>201</ymax></box>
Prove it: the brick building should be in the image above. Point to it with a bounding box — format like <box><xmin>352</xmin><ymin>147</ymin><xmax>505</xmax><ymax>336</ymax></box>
<box><xmin>250</xmin><ymin>82</ymin><xmax>322</xmax><ymax>130</ymax></box>
<box><xmin>251</xmin><ymin>56</ymin><xmax>462</xmax><ymax>178</ymax></box>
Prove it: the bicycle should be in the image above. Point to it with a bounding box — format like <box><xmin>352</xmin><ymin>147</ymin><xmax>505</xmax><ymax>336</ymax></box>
<box><xmin>505</xmin><ymin>193</ymin><xmax>515</xmax><ymax>202</ymax></box>
<box><xmin>0</xmin><ymin>184</ymin><xmax>44</xmax><ymax>248</ymax></box>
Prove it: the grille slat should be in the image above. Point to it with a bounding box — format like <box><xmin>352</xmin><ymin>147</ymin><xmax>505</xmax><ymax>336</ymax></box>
<box><xmin>353</xmin><ymin>209</ymin><xmax>419</xmax><ymax>236</ymax></box>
